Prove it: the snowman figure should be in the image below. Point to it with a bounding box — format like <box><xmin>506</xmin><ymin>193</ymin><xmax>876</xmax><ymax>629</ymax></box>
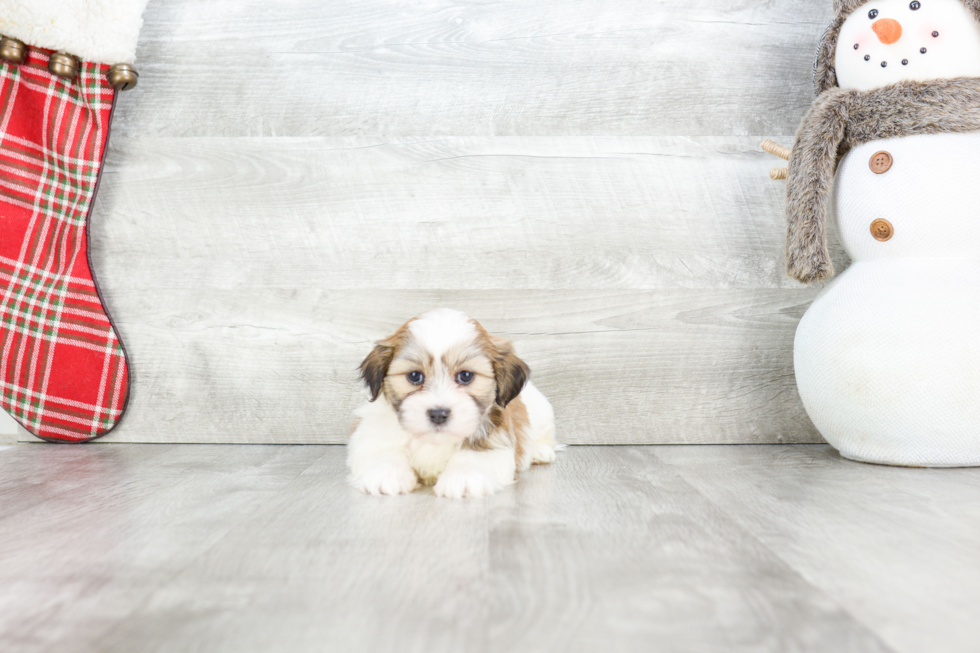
<box><xmin>773</xmin><ymin>0</ymin><xmax>980</xmax><ymax>466</ymax></box>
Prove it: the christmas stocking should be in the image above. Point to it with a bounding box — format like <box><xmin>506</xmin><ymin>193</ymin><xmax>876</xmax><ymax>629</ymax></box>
<box><xmin>0</xmin><ymin>0</ymin><xmax>147</xmax><ymax>442</ymax></box>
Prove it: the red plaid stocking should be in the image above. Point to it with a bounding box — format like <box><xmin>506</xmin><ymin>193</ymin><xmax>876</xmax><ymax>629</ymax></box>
<box><xmin>0</xmin><ymin>47</ymin><xmax>129</xmax><ymax>442</ymax></box>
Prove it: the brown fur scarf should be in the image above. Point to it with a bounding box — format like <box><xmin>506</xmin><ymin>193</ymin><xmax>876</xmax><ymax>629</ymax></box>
<box><xmin>786</xmin><ymin>77</ymin><xmax>980</xmax><ymax>283</ymax></box>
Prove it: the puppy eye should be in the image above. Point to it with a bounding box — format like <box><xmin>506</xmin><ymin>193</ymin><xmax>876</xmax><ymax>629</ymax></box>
<box><xmin>455</xmin><ymin>371</ymin><xmax>474</xmax><ymax>385</ymax></box>
<box><xmin>407</xmin><ymin>371</ymin><xmax>425</xmax><ymax>385</ymax></box>
<box><xmin>910</xmin><ymin>1</ymin><xmax>920</xmax><ymax>9</ymax></box>
<box><xmin>869</xmin><ymin>8</ymin><xmax>879</xmax><ymax>18</ymax></box>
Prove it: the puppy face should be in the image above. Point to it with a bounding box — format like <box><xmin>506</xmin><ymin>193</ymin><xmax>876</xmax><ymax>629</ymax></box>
<box><xmin>359</xmin><ymin>309</ymin><xmax>528</xmax><ymax>444</ymax></box>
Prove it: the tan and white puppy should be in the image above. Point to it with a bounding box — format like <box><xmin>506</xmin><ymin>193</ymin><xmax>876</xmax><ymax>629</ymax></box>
<box><xmin>347</xmin><ymin>308</ymin><xmax>559</xmax><ymax>498</ymax></box>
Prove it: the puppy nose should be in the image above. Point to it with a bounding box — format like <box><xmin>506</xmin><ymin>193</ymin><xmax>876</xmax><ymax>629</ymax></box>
<box><xmin>427</xmin><ymin>408</ymin><xmax>451</xmax><ymax>425</ymax></box>
<box><xmin>872</xmin><ymin>18</ymin><xmax>902</xmax><ymax>44</ymax></box>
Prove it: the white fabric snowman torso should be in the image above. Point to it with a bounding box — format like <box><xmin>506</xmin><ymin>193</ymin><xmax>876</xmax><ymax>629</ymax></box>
<box><xmin>796</xmin><ymin>133</ymin><xmax>980</xmax><ymax>465</ymax></box>
<box><xmin>792</xmin><ymin>0</ymin><xmax>980</xmax><ymax>466</ymax></box>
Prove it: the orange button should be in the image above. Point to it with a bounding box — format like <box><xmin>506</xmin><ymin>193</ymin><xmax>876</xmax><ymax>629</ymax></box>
<box><xmin>870</xmin><ymin>151</ymin><xmax>893</xmax><ymax>174</ymax></box>
<box><xmin>870</xmin><ymin>218</ymin><xmax>894</xmax><ymax>241</ymax></box>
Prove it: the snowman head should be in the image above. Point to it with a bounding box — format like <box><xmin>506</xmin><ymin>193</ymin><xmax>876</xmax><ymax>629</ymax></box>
<box><xmin>815</xmin><ymin>0</ymin><xmax>980</xmax><ymax>93</ymax></box>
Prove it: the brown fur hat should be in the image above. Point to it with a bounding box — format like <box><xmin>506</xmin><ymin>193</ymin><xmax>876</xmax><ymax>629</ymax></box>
<box><xmin>812</xmin><ymin>0</ymin><xmax>980</xmax><ymax>94</ymax></box>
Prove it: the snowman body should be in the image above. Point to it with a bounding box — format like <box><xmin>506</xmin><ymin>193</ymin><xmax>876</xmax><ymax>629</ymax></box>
<box><xmin>795</xmin><ymin>132</ymin><xmax>980</xmax><ymax>465</ymax></box>
<box><xmin>788</xmin><ymin>0</ymin><xmax>980</xmax><ymax>466</ymax></box>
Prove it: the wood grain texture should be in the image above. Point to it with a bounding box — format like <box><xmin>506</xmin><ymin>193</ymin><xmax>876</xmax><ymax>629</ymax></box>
<box><xmin>484</xmin><ymin>447</ymin><xmax>892</xmax><ymax>653</ymax></box>
<box><xmin>656</xmin><ymin>445</ymin><xmax>980</xmax><ymax>653</ymax></box>
<box><xmin>66</xmin><ymin>135</ymin><xmax>832</xmax><ymax>445</ymax></box>
<box><xmin>9</xmin><ymin>0</ymin><xmax>849</xmax><ymax>443</ymax></box>
<box><xmin>91</xmin><ymin>136</ymin><xmax>850</xmax><ymax>291</ymax></box>
<box><xmin>115</xmin><ymin>0</ymin><xmax>831</xmax><ymax>138</ymax></box>
<box><xmin>0</xmin><ymin>444</ymin><xmax>938</xmax><ymax>652</ymax></box>
<box><xmin>0</xmin><ymin>444</ymin><xmax>325</xmax><ymax>651</ymax></box>
<box><xmin>81</xmin><ymin>288</ymin><xmax>823</xmax><ymax>444</ymax></box>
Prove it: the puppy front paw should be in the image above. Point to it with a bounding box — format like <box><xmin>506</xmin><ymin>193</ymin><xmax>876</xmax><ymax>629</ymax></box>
<box><xmin>433</xmin><ymin>468</ymin><xmax>503</xmax><ymax>499</ymax></box>
<box><xmin>352</xmin><ymin>463</ymin><xmax>419</xmax><ymax>496</ymax></box>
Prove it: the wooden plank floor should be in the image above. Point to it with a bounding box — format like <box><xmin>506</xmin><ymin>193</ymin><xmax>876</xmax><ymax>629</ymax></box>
<box><xmin>1</xmin><ymin>444</ymin><xmax>977</xmax><ymax>653</ymax></box>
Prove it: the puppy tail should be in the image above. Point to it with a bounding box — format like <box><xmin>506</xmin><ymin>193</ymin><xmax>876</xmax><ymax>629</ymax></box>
<box><xmin>519</xmin><ymin>381</ymin><xmax>560</xmax><ymax>464</ymax></box>
<box><xmin>528</xmin><ymin>423</ymin><xmax>561</xmax><ymax>465</ymax></box>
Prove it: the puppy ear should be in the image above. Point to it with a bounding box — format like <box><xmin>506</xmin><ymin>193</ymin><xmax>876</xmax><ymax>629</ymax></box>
<box><xmin>492</xmin><ymin>338</ymin><xmax>529</xmax><ymax>407</ymax></box>
<box><xmin>359</xmin><ymin>342</ymin><xmax>394</xmax><ymax>402</ymax></box>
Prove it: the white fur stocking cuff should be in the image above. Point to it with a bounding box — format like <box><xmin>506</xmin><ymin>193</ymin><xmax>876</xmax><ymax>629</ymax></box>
<box><xmin>0</xmin><ymin>0</ymin><xmax>149</xmax><ymax>65</ymax></box>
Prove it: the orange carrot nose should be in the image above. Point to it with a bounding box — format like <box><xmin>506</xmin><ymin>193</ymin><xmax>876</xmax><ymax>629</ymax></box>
<box><xmin>872</xmin><ymin>18</ymin><xmax>903</xmax><ymax>44</ymax></box>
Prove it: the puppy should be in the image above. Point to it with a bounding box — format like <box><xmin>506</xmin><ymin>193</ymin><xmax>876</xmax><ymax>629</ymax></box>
<box><xmin>347</xmin><ymin>308</ymin><xmax>559</xmax><ymax>498</ymax></box>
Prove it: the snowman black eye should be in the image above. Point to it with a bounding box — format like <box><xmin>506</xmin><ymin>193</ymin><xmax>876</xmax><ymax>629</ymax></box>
<box><xmin>854</xmin><ymin>43</ymin><xmax>860</xmax><ymax>49</ymax></box>
<box><xmin>881</xmin><ymin>61</ymin><xmax>888</xmax><ymax>67</ymax></box>
<box><xmin>921</xmin><ymin>47</ymin><xmax>928</xmax><ymax>53</ymax></box>
<box><xmin>910</xmin><ymin>1</ymin><xmax>920</xmax><ymax>10</ymax></box>
<box><xmin>902</xmin><ymin>59</ymin><xmax>909</xmax><ymax>65</ymax></box>
<box><xmin>869</xmin><ymin>9</ymin><xmax>879</xmax><ymax>18</ymax></box>
<box><xmin>865</xmin><ymin>54</ymin><xmax>872</xmax><ymax>61</ymax></box>
<box><xmin>933</xmin><ymin>31</ymin><xmax>939</xmax><ymax>37</ymax></box>
<box><xmin>407</xmin><ymin>371</ymin><xmax>424</xmax><ymax>385</ymax></box>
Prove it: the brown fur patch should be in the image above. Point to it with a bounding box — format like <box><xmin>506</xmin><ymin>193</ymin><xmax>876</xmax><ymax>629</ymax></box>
<box><xmin>491</xmin><ymin>340</ymin><xmax>529</xmax><ymax>408</ymax></box>
<box><xmin>787</xmin><ymin>77</ymin><xmax>980</xmax><ymax>283</ymax></box>
<box><xmin>508</xmin><ymin>398</ymin><xmax>531</xmax><ymax>471</ymax></box>
<box><xmin>359</xmin><ymin>319</ymin><xmax>414</xmax><ymax>401</ymax></box>
<box><xmin>384</xmin><ymin>345</ymin><xmax>433</xmax><ymax>412</ymax></box>
<box><xmin>467</xmin><ymin>396</ymin><xmax>531</xmax><ymax>474</ymax></box>
<box><xmin>467</xmin><ymin>320</ymin><xmax>529</xmax><ymax>407</ymax></box>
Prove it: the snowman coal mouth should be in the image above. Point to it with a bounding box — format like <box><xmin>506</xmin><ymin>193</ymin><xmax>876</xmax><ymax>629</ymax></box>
<box><xmin>854</xmin><ymin>29</ymin><xmax>938</xmax><ymax>69</ymax></box>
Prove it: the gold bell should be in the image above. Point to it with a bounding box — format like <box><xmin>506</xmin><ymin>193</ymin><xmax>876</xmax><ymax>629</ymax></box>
<box><xmin>107</xmin><ymin>63</ymin><xmax>138</xmax><ymax>91</ymax></box>
<box><xmin>0</xmin><ymin>36</ymin><xmax>26</xmax><ymax>64</ymax></box>
<box><xmin>48</xmin><ymin>51</ymin><xmax>79</xmax><ymax>79</ymax></box>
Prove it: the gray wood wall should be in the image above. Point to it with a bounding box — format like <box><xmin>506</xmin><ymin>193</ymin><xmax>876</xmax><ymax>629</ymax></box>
<box><xmin>21</xmin><ymin>0</ymin><xmax>847</xmax><ymax>444</ymax></box>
